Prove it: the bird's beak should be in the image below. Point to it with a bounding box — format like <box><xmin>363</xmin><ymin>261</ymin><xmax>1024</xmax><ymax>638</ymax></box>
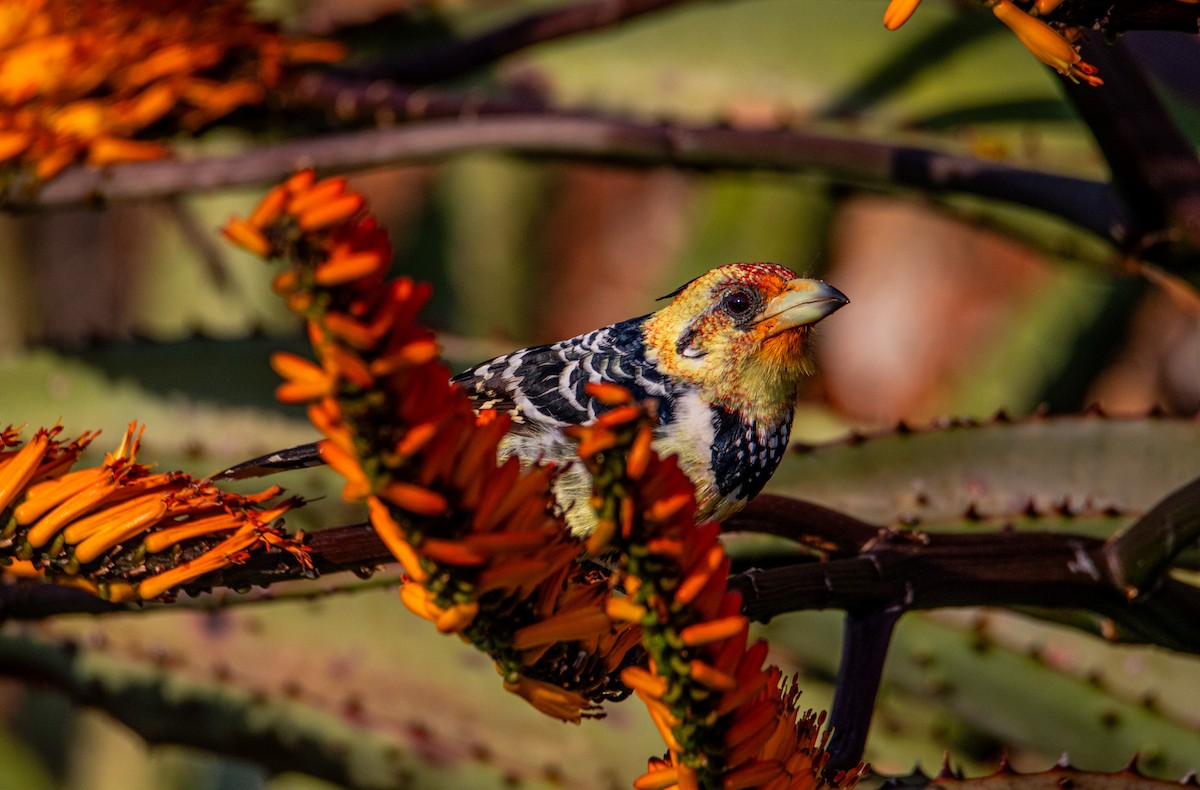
<box><xmin>754</xmin><ymin>279</ymin><xmax>849</xmax><ymax>336</ymax></box>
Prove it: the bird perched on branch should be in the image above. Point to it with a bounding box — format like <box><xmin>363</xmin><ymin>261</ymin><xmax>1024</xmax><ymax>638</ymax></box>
<box><xmin>221</xmin><ymin>263</ymin><xmax>847</xmax><ymax>534</ymax></box>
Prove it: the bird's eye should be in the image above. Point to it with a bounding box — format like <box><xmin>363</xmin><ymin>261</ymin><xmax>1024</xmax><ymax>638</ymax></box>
<box><xmin>723</xmin><ymin>290</ymin><xmax>753</xmax><ymax>316</ymax></box>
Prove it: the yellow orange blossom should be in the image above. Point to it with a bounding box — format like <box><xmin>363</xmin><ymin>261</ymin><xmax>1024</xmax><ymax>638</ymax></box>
<box><xmin>1033</xmin><ymin>0</ymin><xmax>1066</xmax><ymax>14</ymax></box>
<box><xmin>880</xmin><ymin>0</ymin><xmax>1102</xmax><ymax>85</ymax></box>
<box><xmin>0</xmin><ymin>0</ymin><xmax>343</xmax><ymax>179</ymax></box>
<box><xmin>991</xmin><ymin>0</ymin><xmax>1101</xmax><ymax>85</ymax></box>
<box><xmin>0</xmin><ymin>422</ymin><xmax>309</xmax><ymax>600</ymax></box>
<box><xmin>883</xmin><ymin>0</ymin><xmax>921</xmax><ymax>30</ymax></box>
<box><xmin>225</xmin><ymin>173</ymin><xmax>643</xmax><ymax>723</ymax></box>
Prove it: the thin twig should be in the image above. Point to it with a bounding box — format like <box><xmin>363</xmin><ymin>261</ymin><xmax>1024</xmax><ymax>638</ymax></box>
<box><xmin>1</xmin><ymin>106</ymin><xmax>1131</xmax><ymax>247</ymax></box>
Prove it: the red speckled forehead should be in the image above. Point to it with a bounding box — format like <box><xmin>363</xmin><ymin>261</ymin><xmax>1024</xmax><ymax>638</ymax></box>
<box><xmin>725</xmin><ymin>262</ymin><xmax>799</xmax><ymax>282</ymax></box>
<box><xmin>659</xmin><ymin>263</ymin><xmax>800</xmax><ymax>303</ymax></box>
<box><xmin>700</xmin><ymin>262</ymin><xmax>799</xmax><ymax>297</ymax></box>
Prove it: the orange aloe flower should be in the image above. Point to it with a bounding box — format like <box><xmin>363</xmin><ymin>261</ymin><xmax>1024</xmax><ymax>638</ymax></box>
<box><xmin>0</xmin><ymin>0</ymin><xmax>345</xmax><ymax>179</ymax></box>
<box><xmin>1</xmin><ymin>422</ymin><xmax>309</xmax><ymax>601</ymax></box>
<box><xmin>992</xmin><ymin>0</ymin><xmax>1101</xmax><ymax>85</ymax></box>
<box><xmin>225</xmin><ymin>172</ymin><xmax>642</xmax><ymax>723</ymax></box>
<box><xmin>569</xmin><ymin>394</ymin><xmax>866</xmax><ymax>790</ymax></box>
<box><xmin>1032</xmin><ymin>0</ymin><xmax>1066</xmax><ymax>13</ymax></box>
<box><xmin>883</xmin><ymin>0</ymin><xmax>922</xmax><ymax>30</ymax></box>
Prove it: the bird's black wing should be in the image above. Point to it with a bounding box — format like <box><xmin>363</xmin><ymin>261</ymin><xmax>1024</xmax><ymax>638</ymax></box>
<box><xmin>451</xmin><ymin>315</ymin><xmax>671</xmax><ymax>434</ymax></box>
<box><xmin>216</xmin><ymin>315</ymin><xmax>669</xmax><ymax>479</ymax></box>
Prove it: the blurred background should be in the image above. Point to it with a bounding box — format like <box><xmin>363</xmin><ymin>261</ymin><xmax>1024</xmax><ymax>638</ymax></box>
<box><xmin>1</xmin><ymin>0</ymin><xmax>1198</xmax><ymax>788</ymax></box>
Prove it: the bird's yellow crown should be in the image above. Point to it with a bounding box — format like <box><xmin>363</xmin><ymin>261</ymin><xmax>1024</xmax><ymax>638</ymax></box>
<box><xmin>643</xmin><ymin>263</ymin><xmax>847</xmax><ymax>424</ymax></box>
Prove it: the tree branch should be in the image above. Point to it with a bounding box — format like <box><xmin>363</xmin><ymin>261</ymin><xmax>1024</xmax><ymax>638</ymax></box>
<box><xmin>1104</xmin><ymin>473</ymin><xmax>1200</xmax><ymax>596</ymax></box>
<box><xmin>824</xmin><ymin>608</ymin><xmax>901</xmax><ymax>773</ymax></box>
<box><xmin>6</xmin><ymin>494</ymin><xmax>1200</xmax><ymax>656</ymax></box>
<box><xmin>1058</xmin><ymin>35</ymin><xmax>1200</xmax><ymax>253</ymax></box>
<box><xmin>728</xmin><ymin>529</ymin><xmax>1200</xmax><ymax>654</ymax></box>
<box><xmin>1045</xmin><ymin>1</ymin><xmax>1200</xmax><ymax>35</ymax></box>
<box><xmin>2</xmin><ymin>98</ymin><xmax>1131</xmax><ymax>248</ymax></box>
<box><xmin>0</xmin><ymin>522</ymin><xmax>390</xmax><ymax>622</ymax></box>
<box><xmin>365</xmin><ymin>0</ymin><xmax>698</xmax><ymax>84</ymax></box>
<box><xmin>722</xmin><ymin>493</ymin><xmax>880</xmax><ymax>556</ymax></box>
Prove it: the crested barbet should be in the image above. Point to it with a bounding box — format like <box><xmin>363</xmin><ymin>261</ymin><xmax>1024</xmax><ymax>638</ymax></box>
<box><xmin>222</xmin><ymin>263</ymin><xmax>848</xmax><ymax>534</ymax></box>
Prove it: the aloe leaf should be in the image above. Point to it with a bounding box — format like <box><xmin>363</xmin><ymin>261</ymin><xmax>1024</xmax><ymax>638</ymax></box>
<box><xmin>767</xmin><ymin>416</ymin><xmax>1200</xmax><ymax>525</ymax></box>
<box><xmin>7</xmin><ymin>590</ymin><xmax>661</xmax><ymax>789</ymax></box>
<box><xmin>766</xmin><ymin>609</ymin><xmax>1200</xmax><ymax>779</ymax></box>
<box><xmin>892</xmin><ymin>762</ymin><xmax>1199</xmax><ymax>789</ymax></box>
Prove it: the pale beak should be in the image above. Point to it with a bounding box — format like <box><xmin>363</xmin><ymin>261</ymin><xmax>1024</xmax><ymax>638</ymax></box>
<box><xmin>754</xmin><ymin>279</ymin><xmax>848</xmax><ymax>336</ymax></box>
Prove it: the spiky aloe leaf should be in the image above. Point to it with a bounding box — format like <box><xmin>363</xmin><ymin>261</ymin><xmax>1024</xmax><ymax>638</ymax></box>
<box><xmin>889</xmin><ymin>758</ymin><xmax>1199</xmax><ymax>788</ymax></box>
<box><xmin>767</xmin><ymin>610</ymin><xmax>1200</xmax><ymax>780</ymax></box>
<box><xmin>7</xmin><ymin>590</ymin><xmax>662</xmax><ymax>789</ymax></box>
<box><xmin>769</xmin><ymin>416</ymin><xmax>1200</xmax><ymax>525</ymax></box>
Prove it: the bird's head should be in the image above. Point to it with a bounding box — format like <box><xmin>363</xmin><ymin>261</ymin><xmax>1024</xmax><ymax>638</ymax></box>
<box><xmin>643</xmin><ymin>263</ymin><xmax>848</xmax><ymax>422</ymax></box>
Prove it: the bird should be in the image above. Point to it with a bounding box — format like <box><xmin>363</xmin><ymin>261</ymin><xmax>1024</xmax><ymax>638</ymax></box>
<box><xmin>219</xmin><ymin>263</ymin><xmax>848</xmax><ymax>534</ymax></box>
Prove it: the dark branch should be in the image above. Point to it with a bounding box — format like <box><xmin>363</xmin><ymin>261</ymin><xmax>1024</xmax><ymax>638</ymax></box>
<box><xmin>1058</xmin><ymin>35</ymin><xmax>1200</xmax><ymax>253</ymax></box>
<box><xmin>729</xmin><ymin>528</ymin><xmax>1200</xmax><ymax>655</ymax></box>
<box><xmin>369</xmin><ymin>0</ymin><xmax>697</xmax><ymax>84</ymax></box>
<box><xmin>1045</xmin><ymin>1</ymin><xmax>1200</xmax><ymax>35</ymax></box>
<box><xmin>824</xmin><ymin>608</ymin><xmax>901</xmax><ymax>773</ymax></box>
<box><xmin>6</xmin><ymin>495</ymin><xmax>1200</xmax><ymax>657</ymax></box>
<box><xmin>1104</xmin><ymin>473</ymin><xmax>1200</xmax><ymax>596</ymax></box>
<box><xmin>0</xmin><ymin>580</ymin><xmax>124</xmax><ymax>618</ymax></box>
<box><xmin>722</xmin><ymin>493</ymin><xmax>881</xmax><ymax>556</ymax></box>
<box><xmin>2</xmin><ymin>92</ymin><xmax>1132</xmax><ymax>249</ymax></box>
<box><xmin>0</xmin><ymin>522</ymin><xmax>389</xmax><ymax>622</ymax></box>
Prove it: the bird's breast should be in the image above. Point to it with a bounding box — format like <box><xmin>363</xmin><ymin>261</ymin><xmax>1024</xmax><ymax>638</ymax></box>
<box><xmin>653</xmin><ymin>389</ymin><xmax>791</xmax><ymax>518</ymax></box>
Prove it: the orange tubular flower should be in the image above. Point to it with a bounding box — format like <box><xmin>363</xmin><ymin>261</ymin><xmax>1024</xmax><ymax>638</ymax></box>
<box><xmin>225</xmin><ymin>172</ymin><xmax>641</xmax><ymax>724</ymax></box>
<box><xmin>991</xmin><ymin>0</ymin><xmax>1101</xmax><ymax>85</ymax></box>
<box><xmin>882</xmin><ymin>0</ymin><xmax>921</xmax><ymax>30</ymax></box>
<box><xmin>0</xmin><ymin>422</ymin><xmax>309</xmax><ymax>601</ymax></box>
<box><xmin>1033</xmin><ymin>0</ymin><xmax>1066</xmax><ymax>13</ymax></box>
<box><xmin>0</xmin><ymin>0</ymin><xmax>345</xmax><ymax>180</ymax></box>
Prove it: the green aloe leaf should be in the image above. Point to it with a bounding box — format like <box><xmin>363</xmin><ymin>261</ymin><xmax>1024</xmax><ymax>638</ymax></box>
<box><xmin>8</xmin><ymin>589</ymin><xmax>663</xmax><ymax>790</ymax></box>
<box><xmin>766</xmin><ymin>609</ymin><xmax>1200</xmax><ymax>780</ymax></box>
<box><xmin>767</xmin><ymin>416</ymin><xmax>1200</xmax><ymax>526</ymax></box>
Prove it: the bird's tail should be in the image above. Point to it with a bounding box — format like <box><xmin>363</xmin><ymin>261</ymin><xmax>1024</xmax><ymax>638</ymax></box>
<box><xmin>215</xmin><ymin>441</ymin><xmax>326</xmax><ymax>479</ymax></box>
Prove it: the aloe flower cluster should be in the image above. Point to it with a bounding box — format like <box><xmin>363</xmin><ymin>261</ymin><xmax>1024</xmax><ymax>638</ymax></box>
<box><xmin>0</xmin><ymin>0</ymin><xmax>344</xmax><ymax>178</ymax></box>
<box><xmin>225</xmin><ymin>171</ymin><xmax>642</xmax><ymax>721</ymax></box>
<box><xmin>568</xmin><ymin>394</ymin><xmax>867</xmax><ymax>790</ymax></box>
<box><xmin>0</xmin><ymin>422</ymin><xmax>307</xmax><ymax>601</ymax></box>
<box><xmin>882</xmin><ymin>0</ymin><xmax>1102</xmax><ymax>85</ymax></box>
<box><xmin>226</xmin><ymin>174</ymin><xmax>866</xmax><ymax>788</ymax></box>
